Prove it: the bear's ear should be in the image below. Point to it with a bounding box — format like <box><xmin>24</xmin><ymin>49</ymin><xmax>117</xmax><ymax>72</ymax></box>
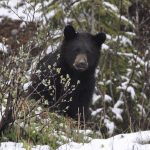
<box><xmin>94</xmin><ymin>33</ymin><xmax>106</xmax><ymax>46</ymax></box>
<box><xmin>64</xmin><ymin>25</ymin><xmax>76</xmax><ymax>40</ymax></box>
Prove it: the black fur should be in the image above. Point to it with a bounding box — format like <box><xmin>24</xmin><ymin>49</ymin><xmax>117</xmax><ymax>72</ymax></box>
<box><xmin>29</xmin><ymin>25</ymin><xmax>106</xmax><ymax>121</ymax></box>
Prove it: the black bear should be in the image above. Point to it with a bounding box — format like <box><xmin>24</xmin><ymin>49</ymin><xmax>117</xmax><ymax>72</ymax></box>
<box><xmin>29</xmin><ymin>25</ymin><xmax>106</xmax><ymax>121</ymax></box>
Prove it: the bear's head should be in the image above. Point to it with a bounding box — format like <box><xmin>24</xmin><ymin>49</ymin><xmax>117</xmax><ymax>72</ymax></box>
<box><xmin>61</xmin><ymin>25</ymin><xmax>106</xmax><ymax>72</ymax></box>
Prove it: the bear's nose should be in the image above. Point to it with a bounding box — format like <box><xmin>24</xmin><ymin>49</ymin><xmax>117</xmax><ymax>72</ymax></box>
<box><xmin>77</xmin><ymin>59</ymin><xmax>87</xmax><ymax>70</ymax></box>
<box><xmin>78</xmin><ymin>62</ymin><xmax>86</xmax><ymax>68</ymax></box>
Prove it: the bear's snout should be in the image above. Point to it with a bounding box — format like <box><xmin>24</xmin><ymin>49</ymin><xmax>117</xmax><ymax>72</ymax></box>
<box><xmin>77</xmin><ymin>59</ymin><xmax>87</xmax><ymax>70</ymax></box>
<box><xmin>73</xmin><ymin>54</ymin><xmax>88</xmax><ymax>71</ymax></box>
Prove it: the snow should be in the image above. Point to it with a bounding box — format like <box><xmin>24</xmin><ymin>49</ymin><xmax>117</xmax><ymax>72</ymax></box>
<box><xmin>126</xmin><ymin>32</ymin><xmax>136</xmax><ymax>36</ymax></box>
<box><xmin>92</xmin><ymin>93</ymin><xmax>113</xmax><ymax>104</ymax></box>
<box><xmin>98</xmin><ymin>81</ymin><xmax>104</xmax><ymax>85</ymax></box>
<box><xmin>0</xmin><ymin>0</ymin><xmax>40</xmax><ymax>21</ymax></box>
<box><xmin>111</xmin><ymin>107</ymin><xmax>123</xmax><ymax>120</ymax></box>
<box><xmin>104</xmin><ymin>94</ymin><xmax>112</xmax><ymax>102</ymax></box>
<box><xmin>0</xmin><ymin>142</ymin><xmax>50</xmax><ymax>150</ymax></box>
<box><xmin>77</xmin><ymin>129</ymin><xmax>93</xmax><ymax>135</ymax></box>
<box><xmin>104</xmin><ymin>118</ymin><xmax>115</xmax><ymax>135</ymax></box>
<box><xmin>117</xmin><ymin>52</ymin><xmax>134</xmax><ymax>57</ymax></box>
<box><xmin>141</xmin><ymin>92</ymin><xmax>147</xmax><ymax>99</ymax></box>
<box><xmin>106</xmin><ymin>80</ymin><xmax>112</xmax><ymax>85</ymax></box>
<box><xmin>73</xmin><ymin>0</ymin><xmax>87</xmax><ymax>7</ymax></box>
<box><xmin>117</xmin><ymin>15</ymin><xmax>135</xmax><ymax>27</ymax></box>
<box><xmin>127</xmin><ymin>68</ymin><xmax>132</xmax><ymax>76</ymax></box>
<box><xmin>117</xmin><ymin>50</ymin><xmax>150</xmax><ymax>97</ymax></box>
<box><xmin>110</xmin><ymin>99</ymin><xmax>124</xmax><ymax>120</ymax></box>
<box><xmin>64</xmin><ymin>18</ymin><xmax>75</xmax><ymax>24</ymax></box>
<box><xmin>127</xmin><ymin>86</ymin><xmax>136</xmax><ymax>99</ymax></box>
<box><xmin>114</xmin><ymin>35</ymin><xmax>132</xmax><ymax>45</ymax></box>
<box><xmin>91</xmin><ymin>108</ymin><xmax>103</xmax><ymax>116</ymax></box>
<box><xmin>114</xmin><ymin>99</ymin><xmax>124</xmax><ymax>108</ymax></box>
<box><xmin>0</xmin><ymin>106</ymin><xmax>6</xmax><ymax>121</ymax></box>
<box><xmin>60</xmin><ymin>135</ymin><xmax>72</xmax><ymax>142</ymax></box>
<box><xmin>103</xmin><ymin>2</ymin><xmax>118</xmax><ymax>12</ymax></box>
<box><xmin>0</xmin><ymin>43</ymin><xmax>8</xmax><ymax>53</ymax></box>
<box><xmin>113</xmin><ymin>109</ymin><xmax>123</xmax><ymax>120</ymax></box>
<box><xmin>75</xmin><ymin>130</ymin><xmax>93</xmax><ymax>141</ymax></box>
<box><xmin>117</xmin><ymin>76</ymin><xmax>136</xmax><ymax>99</ymax></box>
<box><xmin>95</xmin><ymin>68</ymin><xmax>99</xmax><ymax>77</ymax></box>
<box><xmin>137</xmin><ymin>104</ymin><xmax>146</xmax><ymax>115</ymax></box>
<box><xmin>35</xmin><ymin>107</ymin><xmax>42</xmax><ymax>115</ymax></box>
<box><xmin>92</xmin><ymin>94</ymin><xmax>112</xmax><ymax>104</ymax></box>
<box><xmin>117</xmin><ymin>52</ymin><xmax>150</xmax><ymax>70</ymax></box>
<box><xmin>23</xmin><ymin>81</ymin><xmax>32</xmax><ymax>91</ymax></box>
<box><xmin>103</xmin><ymin>2</ymin><xmax>134</xmax><ymax>27</ymax></box>
<box><xmin>1</xmin><ymin>130</ymin><xmax>150</xmax><ymax>150</ymax></box>
<box><xmin>106</xmin><ymin>34</ymin><xmax>111</xmax><ymax>40</ymax></box>
<box><xmin>92</xmin><ymin>93</ymin><xmax>101</xmax><ymax>104</ymax></box>
<box><xmin>145</xmin><ymin>50</ymin><xmax>149</xmax><ymax>56</ymax></box>
<box><xmin>58</xmin><ymin>131</ymin><xmax>150</xmax><ymax>150</ymax></box>
<box><xmin>46</xmin><ymin>45</ymin><xmax>53</xmax><ymax>54</ymax></box>
<box><xmin>19</xmin><ymin>21</ymin><xmax>26</xmax><ymax>28</ymax></box>
<box><xmin>102</xmin><ymin>44</ymin><xmax>109</xmax><ymax>50</ymax></box>
<box><xmin>0</xmin><ymin>0</ymin><xmax>54</xmax><ymax>23</ymax></box>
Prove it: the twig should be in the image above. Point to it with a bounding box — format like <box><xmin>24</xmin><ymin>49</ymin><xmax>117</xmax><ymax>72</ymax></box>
<box><xmin>64</xmin><ymin>2</ymin><xmax>83</xmax><ymax>31</ymax></box>
<box><xmin>91</xmin><ymin>0</ymin><xmax>95</xmax><ymax>34</ymax></box>
<box><xmin>15</xmin><ymin>122</ymin><xmax>36</xmax><ymax>145</ymax></box>
<box><xmin>41</xmin><ymin>0</ymin><xmax>54</xmax><ymax>51</ymax></box>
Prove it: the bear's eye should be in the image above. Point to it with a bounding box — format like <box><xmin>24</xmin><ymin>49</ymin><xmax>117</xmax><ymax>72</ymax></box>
<box><xmin>73</xmin><ymin>49</ymin><xmax>79</xmax><ymax>53</ymax></box>
<box><xmin>87</xmin><ymin>51</ymin><xmax>92</xmax><ymax>55</ymax></box>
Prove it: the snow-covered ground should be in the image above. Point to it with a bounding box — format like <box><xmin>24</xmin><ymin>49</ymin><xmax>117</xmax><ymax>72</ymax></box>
<box><xmin>1</xmin><ymin>130</ymin><xmax>150</xmax><ymax>150</ymax></box>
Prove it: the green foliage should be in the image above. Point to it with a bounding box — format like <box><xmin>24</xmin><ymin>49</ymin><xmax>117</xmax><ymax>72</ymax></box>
<box><xmin>23</xmin><ymin>140</ymin><xmax>33</xmax><ymax>150</ymax></box>
<box><xmin>0</xmin><ymin>0</ymin><xmax>150</xmax><ymax>148</ymax></box>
